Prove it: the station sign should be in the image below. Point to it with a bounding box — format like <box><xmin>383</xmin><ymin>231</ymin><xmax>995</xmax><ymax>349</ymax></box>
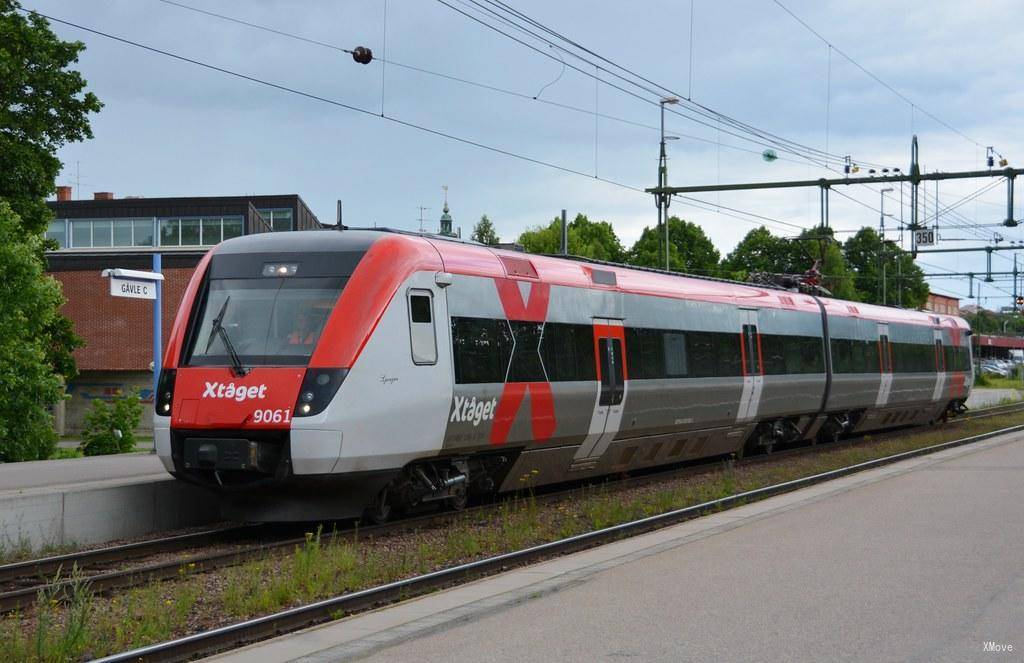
<box><xmin>914</xmin><ymin>228</ymin><xmax>936</xmax><ymax>247</ymax></box>
<box><xmin>109</xmin><ymin>276</ymin><xmax>157</xmax><ymax>300</ymax></box>
<box><xmin>101</xmin><ymin>268</ymin><xmax>164</xmax><ymax>301</ymax></box>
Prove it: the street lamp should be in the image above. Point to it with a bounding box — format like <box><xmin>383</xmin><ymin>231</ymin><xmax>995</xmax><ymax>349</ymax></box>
<box><xmin>659</xmin><ymin>96</ymin><xmax>679</xmax><ymax>271</ymax></box>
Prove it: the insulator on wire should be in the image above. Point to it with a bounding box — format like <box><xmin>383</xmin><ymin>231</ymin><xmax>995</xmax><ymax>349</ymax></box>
<box><xmin>352</xmin><ymin>46</ymin><xmax>373</xmax><ymax>65</ymax></box>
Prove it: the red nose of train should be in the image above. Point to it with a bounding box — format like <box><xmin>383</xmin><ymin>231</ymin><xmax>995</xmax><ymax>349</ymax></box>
<box><xmin>171</xmin><ymin>367</ymin><xmax>305</xmax><ymax>429</ymax></box>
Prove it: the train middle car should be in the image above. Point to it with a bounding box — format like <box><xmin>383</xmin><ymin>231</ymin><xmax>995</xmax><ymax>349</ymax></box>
<box><xmin>153</xmin><ymin>230</ymin><xmax>973</xmax><ymax>521</ymax></box>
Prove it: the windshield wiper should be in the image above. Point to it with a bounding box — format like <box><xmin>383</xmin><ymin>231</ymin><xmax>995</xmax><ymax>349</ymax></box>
<box><xmin>205</xmin><ymin>296</ymin><xmax>249</xmax><ymax>377</ymax></box>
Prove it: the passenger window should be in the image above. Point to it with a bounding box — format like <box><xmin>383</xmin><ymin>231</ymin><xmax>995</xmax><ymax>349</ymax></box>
<box><xmin>407</xmin><ymin>290</ymin><xmax>437</xmax><ymax>365</ymax></box>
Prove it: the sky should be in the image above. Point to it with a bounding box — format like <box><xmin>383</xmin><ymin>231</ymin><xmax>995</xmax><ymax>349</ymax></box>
<box><xmin>28</xmin><ymin>0</ymin><xmax>1024</xmax><ymax>308</ymax></box>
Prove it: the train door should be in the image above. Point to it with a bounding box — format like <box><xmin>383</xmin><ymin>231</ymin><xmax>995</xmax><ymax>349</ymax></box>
<box><xmin>737</xmin><ymin>309</ymin><xmax>763</xmax><ymax>422</ymax></box>
<box><xmin>932</xmin><ymin>329</ymin><xmax>946</xmax><ymax>401</ymax></box>
<box><xmin>875</xmin><ymin>323</ymin><xmax>893</xmax><ymax>406</ymax></box>
<box><xmin>570</xmin><ymin>319</ymin><xmax>627</xmax><ymax>469</ymax></box>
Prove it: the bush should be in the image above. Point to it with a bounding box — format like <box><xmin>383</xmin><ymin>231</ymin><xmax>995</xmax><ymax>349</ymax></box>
<box><xmin>81</xmin><ymin>390</ymin><xmax>142</xmax><ymax>456</ymax></box>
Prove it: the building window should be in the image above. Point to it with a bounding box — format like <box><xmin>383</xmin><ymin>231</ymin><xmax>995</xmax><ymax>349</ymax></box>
<box><xmin>160</xmin><ymin>218</ymin><xmax>180</xmax><ymax>246</ymax></box>
<box><xmin>223</xmin><ymin>217</ymin><xmax>243</xmax><ymax>240</ymax></box>
<box><xmin>134</xmin><ymin>219</ymin><xmax>154</xmax><ymax>246</ymax></box>
<box><xmin>159</xmin><ymin>216</ymin><xmax>243</xmax><ymax>246</ymax></box>
<box><xmin>112</xmin><ymin>219</ymin><xmax>133</xmax><ymax>246</ymax></box>
<box><xmin>46</xmin><ymin>220</ymin><xmax>68</xmax><ymax>248</ymax></box>
<box><xmin>258</xmin><ymin>208</ymin><xmax>293</xmax><ymax>232</ymax></box>
<box><xmin>180</xmin><ymin>218</ymin><xmax>201</xmax><ymax>245</ymax></box>
<box><xmin>67</xmin><ymin>218</ymin><xmax>155</xmax><ymax>248</ymax></box>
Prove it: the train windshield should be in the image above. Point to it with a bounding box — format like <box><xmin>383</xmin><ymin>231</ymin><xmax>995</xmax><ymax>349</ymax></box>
<box><xmin>186</xmin><ymin>277</ymin><xmax>345</xmax><ymax>367</ymax></box>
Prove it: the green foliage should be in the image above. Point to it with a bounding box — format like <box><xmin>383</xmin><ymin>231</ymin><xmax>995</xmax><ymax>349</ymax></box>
<box><xmin>629</xmin><ymin>216</ymin><xmax>720</xmax><ymax>274</ymax></box>
<box><xmin>470</xmin><ymin>214</ymin><xmax>500</xmax><ymax>245</ymax></box>
<box><xmin>1</xmin><ymin>1</ymin><xmax>94</xmax><ymax>387</ymax></box>
<box><xmin>843</xmin><ymin>227</ymin><xmax>928</xmax><ymax>308</ymax></box>
<box><xmin>81</xmin><ymin>390</ymin><xmax>142</xmax><ymax>456</ymax></box>
<box><xmin>517</xmin><ymin>213</ymin><xmax>625</xmax><ymax>262</ymax></box>
<box><xmin>720</xmin><ymin>226</ymin><xmax>800</xmax><ymax>278</ymax></box>
<box><xmin>791</xmin><ymin>226</ymin><xmax>859</xmax><ymax>300</ymax></box>
<box><xmin>0</xmin><ymin>1</ymin><xmax>103</xmax><ymax>235</ymax></box>
<box><xmin>961</xmin><ymin>308</ymin><xmax>1024</xmax><ymax>335</ymax></box>
<box><xmin>49</xmin><ymin>446</ymin><xmax>83</xmax><ymax>460</ymax></box>
<box><xmin>0</xmin><ymin>202</ymin><xmax>63</xmax><ymax>461</ymax></box>
<box><xmin>720</xmin><ymin>225</ymin><xmax>855</xmax><ymax>298</ymax></box>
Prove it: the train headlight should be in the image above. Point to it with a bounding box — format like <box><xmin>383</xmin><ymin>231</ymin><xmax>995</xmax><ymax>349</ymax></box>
<box><xmin>155</xmin><ymin>369</ymin><xmax>176</xmax><ymax>417</ymax></box>
<box><xmin>293</xmin><ymin>368</ymin><xmax>347</xmax><ymax>417</ymax></box>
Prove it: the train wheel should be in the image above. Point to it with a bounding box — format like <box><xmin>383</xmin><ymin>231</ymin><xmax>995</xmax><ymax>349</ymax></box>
<box><xmin>817</xmin><ymin>424</ymin><xmax>840</xmax><ymax>446</ymax></box>
<box><xmin>449</xmin><ymin>486</ymin><xmax>468</xmax><ymax>512</ymax></box>
<box><xmin>365</xmin><ymin>486</ymin><xmax>394</xmax><ymax>525</ymax></box>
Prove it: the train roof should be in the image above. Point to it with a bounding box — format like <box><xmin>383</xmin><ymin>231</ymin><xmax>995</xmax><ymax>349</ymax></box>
<box><xmin>211</xmin><ymin>228</ymin><xmax>968</xmax><ymax>330</ymax></box>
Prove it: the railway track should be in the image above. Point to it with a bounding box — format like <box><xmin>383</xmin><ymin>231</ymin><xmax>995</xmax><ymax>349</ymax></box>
<box><xmin>3</xmin><ymin>401</ymin><xmax>1022</xmax><ymax>617</ymax></box>
<box><xmin>90</xmin><ymin>418</ymin><xmax>1024</xmax><ymax>663</ymax></box>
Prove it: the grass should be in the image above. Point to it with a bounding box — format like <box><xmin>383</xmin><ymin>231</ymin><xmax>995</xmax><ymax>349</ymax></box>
<box><xmin>44</xmin><ymin>445</ymin><xmax>152</xmax><ymax>462</ymax></box>
<box><xmin>5</xmin><ymin>411</ymin><xmax>1024</xmax><ymax>661</ymax></box>
<box><xmin>974</xmin><ymin>374</ymin><xmax>1024</xmax><ymax>390</ymax></box>
<box><xmin>0</xmin><ymin>539</ymin><xmax>84</xmax><ymax>567</ymax></box>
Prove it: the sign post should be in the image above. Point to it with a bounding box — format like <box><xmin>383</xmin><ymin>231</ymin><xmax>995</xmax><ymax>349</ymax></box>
<box><xmin>101</xmin><ymin>266</ymin><xmax>165</xmax><ymax>419</ymax></box>
<box><xmin>152</xmin><ymin>254</ymin><xmax>162</xmax><ymax>411</ymax></box>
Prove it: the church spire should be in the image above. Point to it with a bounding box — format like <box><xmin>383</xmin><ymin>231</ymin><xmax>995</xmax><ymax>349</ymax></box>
<box><xmin>439</xmin><ymin>185</ymin><xmax>454</xmax><ymax>236</ymax></box>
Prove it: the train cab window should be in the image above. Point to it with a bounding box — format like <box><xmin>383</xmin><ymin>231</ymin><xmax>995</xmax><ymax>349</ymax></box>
<box><xmin>410</xmin><ymin>295</ymin><xmax>432</xmax><ymax>323</ymax></box>
<box><xmin>186</xmin><ymin>276</ymin><xmax>344</xmax><ymax>367</ymax></box>
<box><xmin>407</xmin><ymin>290</ymin><xmax>437</xmax><ymax>365</ymax></box>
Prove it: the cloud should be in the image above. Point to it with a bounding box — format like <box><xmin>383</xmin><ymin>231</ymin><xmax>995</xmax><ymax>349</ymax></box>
<box><xmin>33</xmin><ymin>0</ymin><xmax>1024</xmax><ymax>305</ymax></box>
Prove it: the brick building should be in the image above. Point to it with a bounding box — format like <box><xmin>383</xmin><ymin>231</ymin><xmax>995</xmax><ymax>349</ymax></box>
<box><xmin>924</xmin><ymin>292</ymin><xmax>960</xmax><ymax>316</ymax></box>
<box><xmin>45</xmin><ymin>188</ymin><xmax>324</xmax><ymax>433</ymax></box>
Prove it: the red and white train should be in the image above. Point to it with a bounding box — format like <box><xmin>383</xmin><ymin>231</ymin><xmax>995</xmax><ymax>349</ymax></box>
<box><xmin>154</xmin><ymin>229</ymin><xmax>972</xmax><ymax>521</ymax></box>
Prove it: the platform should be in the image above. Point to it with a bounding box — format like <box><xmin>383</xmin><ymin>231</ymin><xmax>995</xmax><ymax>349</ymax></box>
<box><xmin>966</xmin><ymin>386</ymin><xmax>1022</xmax><ymax>409</ymax></box>
<box><xmin>0</xmin><ymin>453</ymin><xmax>218</xmax><ymax>551</ymax></box>
<box><xmin>215</xmin><ymin>429</ymin><xmax>1024</xmax><ymax>662</ymax></box>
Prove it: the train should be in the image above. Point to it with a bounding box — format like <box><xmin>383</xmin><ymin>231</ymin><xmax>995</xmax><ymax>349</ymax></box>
<box><xmin>153</xmin><ymin>229</ymin><xmax>973</xmax><ymax>521</ymax></box>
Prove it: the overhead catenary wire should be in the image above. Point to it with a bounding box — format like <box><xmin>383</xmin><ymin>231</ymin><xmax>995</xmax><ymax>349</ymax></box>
<box><xmin>437</xmin><ymin>0</ymin><xmax>895</xmax><ymax>170</ymax></box>
<box><xmin>154</xmin><ymin>0</ymin><xmax>846</xmax><ymax>170</ymax></box>
<box><xmin>771</xmin><ymin>0</ymin><xmax>984</xmax><ymax>149</ymax></box>
<box><xmin>28</xmin><ymin>7</ymin><xmax>809</xmax><ymax>240</ymax></box>
<box><xmin>48</xmin><ymin>3</ymin><xmax>1001</xmax><ymax>295</ymax></box>
<box><xmin>472</xmin><ymin>0</ymin><xmax>872</xmax><ymax>169</ymax></box>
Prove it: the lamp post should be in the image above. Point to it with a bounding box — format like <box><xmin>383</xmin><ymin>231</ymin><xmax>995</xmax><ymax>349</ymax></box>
<box><xmin>659</xmin><ymin>96</ymin><xmax>679</xmax><ymax>270</ymax></box>
<box><xmin>880</xmin><ymin>187</ymin><xmax>893</xmax><ymax>304</ymax></box>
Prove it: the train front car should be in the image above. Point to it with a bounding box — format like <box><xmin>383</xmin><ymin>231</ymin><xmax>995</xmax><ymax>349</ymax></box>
<box><xmin>153</xmin><ymin>230</ymin><xmax>447</xmax><ymax>520</ymax></box>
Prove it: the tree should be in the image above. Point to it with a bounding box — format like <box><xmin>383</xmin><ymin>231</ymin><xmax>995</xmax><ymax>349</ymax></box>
<box><xmin>517</xmin><ymin>213</ymin><xmax>626</xmax><ymax>262</ymax></box>
<box><xmin>1</xmin><ymin>1</ymin><xmax>98</xmax><ymax>385</ymax></box>
<box><xmin>720</xmin><ymin>225</ymin><xmax>858</xmax><ymax>300</ymax></box>
<box><xmin>629</xmin><ymin>216</ymin><xmax>720</xmax><ymax>274</ymax></box>
<box><xmin>720</xmin><ymin>226</ymin><xmax>800</xmax><ymax>279</ymax></box>
<box><xmin>843</xmin><ymin>227</ymin><xmax>929</xmax><ymax>308</ymax></box>
<box><xmin>0</xmin><ymin>202</ymin><xmax>65</xmax><ymax>461</ymax></box>
<box><xmin>471</xmin><ymin>214</ymin><xmax>500</xmax><ymax>245</ymax></box>
<box><xmin>791</xmin><ymin>226</ymin><xmax>859</xmax><ymax>300</ymax></box>
<box><xmin>1</xmin><ymin>1</ymin><xmax>103</xmax><ymax>235</ymax></box>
